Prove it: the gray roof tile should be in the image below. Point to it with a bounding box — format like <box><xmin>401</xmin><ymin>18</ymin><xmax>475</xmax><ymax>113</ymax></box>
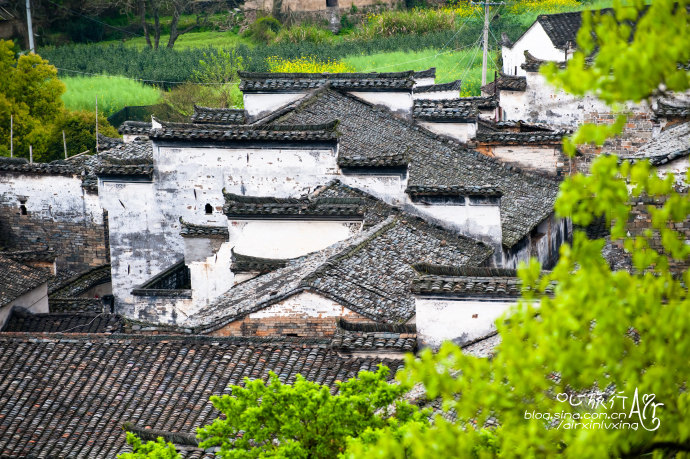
<box><xmin>0</xmin><ymin>254</ymin><xmax>50</xmax><ymax>307</ymax></box>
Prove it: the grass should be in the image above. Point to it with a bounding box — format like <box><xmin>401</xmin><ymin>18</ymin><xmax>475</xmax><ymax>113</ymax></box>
<box><xmin>344</xmin><ymin>47</ymin><xmax>496</xmax><ymax>95</ymax></box>
<box><xmin>61</xmin><ymin>75</ymin><xmax>162</xmax><ymax>117</ymax></box>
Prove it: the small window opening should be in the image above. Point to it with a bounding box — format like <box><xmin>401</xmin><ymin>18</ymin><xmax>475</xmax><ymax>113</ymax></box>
<box><xmin>326</xmin><ymin>0</ymin><xmax>338</xmax><ymax>6</ymax></box>
<box><xmin>205</xmin><ymin>203</ymin><xmax>213</xmax><ymax>214</ymax></box>
<box><xmin>19</xmin><ymin>205</ymin><xmax>27</xmax><ymax>215</ymax></box>
<box><xmin>514</xmin><ymin>65</ymin><xmax>517</xmax><ymax>75</ymax></box>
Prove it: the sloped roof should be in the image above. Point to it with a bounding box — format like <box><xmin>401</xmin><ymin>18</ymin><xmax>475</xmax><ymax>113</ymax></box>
<box><xmin>0</xmin><ymin>334</ymin><xmax>403</xmax><ymax>458</ymax></box>
<box><xmin>239</xmin><ymin>70</ymin><xmax>423</xmax><ymax>92</ymax></box>
<box><xmin>413</xmin><ymin>79</ymin><xmax>463</xmax><ymax>94</ymax></box>
<box><xmin>0</xmin><ymin>254</ymin><xmax>51</xmax><ymax>308</ymax></box>
<box><xmin>150</xmin><ymin>120</ymin><xmax>339</xmax><ymax>143</ymax></box>
<box><xmin>223</xmin><ymin>190</ymin><xmax>365</xmax><ymax>219</ymax></box>
<box><xmin>119</xmin><ymin>120</ymin><xmax>152</xmax><ymax>136</ymax></box>
<box><xmin>179</xmin><ymin>218</ymin><xmax>229</xmax><ymax>238</ymax></box>
<box><xmin>654</xmin><ymin>100</ymin><xmax>690</xmax><ymax>119</ymax></box>
<box><xmin>255</xmin><ymin>87</ymin><xmax>560</xmax><ymax>248</ymax></box>
<box><xmin>189</xmin><ymin>183</ymin><xmax>492</xmax><ymax>331</ymax></box>
<box><xmin>2</xmin><ymin>311</ymin><xmax>124</xmax><ymax>333</ymax></box>
<box><xmin>618</xmin><ymin>122</ymin><xmax>690</xmax><ymax>166</ymax></box>
<box><xmin>48</xmin><ymin>264</ymin><xmax>111</xmax><ymax>297</ymax></box>
<box><xmin>480</xmin><ymin>74</ymin><xmax>526</xmax><ymax>93</ymax></box>
<box><xmin>191</xmin><ymin>105</ymin><xmax>246</xmax><ymax>124</ymax></box>
<box><xmin>413</xmin><ymin>99</ymin><xmax>479</xmax><ymax>122</ymax></box>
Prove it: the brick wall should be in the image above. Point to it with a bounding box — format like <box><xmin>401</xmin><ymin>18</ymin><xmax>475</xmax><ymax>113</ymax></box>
<box><xmin>213</xmin><ymin>311</ymin><xmax>376</xmax><ymax>338</ymax></box>
<box><xmin>575</xmin><ymin>111</ymin><xmax>655</xmax><ymax>173</ymax></box>
<box><xmin>0</xmin><ymin>204</ymin><xmax>108</xmax><ymax>274</ymax></box>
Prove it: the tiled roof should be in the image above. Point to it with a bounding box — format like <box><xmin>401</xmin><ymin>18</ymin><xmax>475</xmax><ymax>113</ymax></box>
<box><xmin>654</xmin><ymin>100</ymin><xmax>690</xmax><ymax>119</ymax></box>
<box><xmin>480</xmin><ymin>74</ymin><xmax>527</xmax><ymax>94</ymax></box>
<box><xmin>1</xmin><ymin>310</ymin><xmax>124</xmax><ymax>333</ymax></box>
<box><xmin>0</xmin><ymin>334</ymin><xmax>403</xmax><ymax>458</ymax></box>
<box><xmin>2</xmin><ymin>248</ymin><xmax>56</xmax><ymax>263</ymax></box>
<box><xmin>231</xmin><ymin>249</ymin><xmax>288</xmax><ymax>273</ymax></box>
<box><xmin>478</xmin><ymin>118</ymin><xmax>562</xmax><ymax>133</ymax></box>
<box><xmin>48</xmin><ymin>264</ymin><xmax>111</xmax><ymax>297</ymax></box>
<box><xmin>413</xmin><ymin>99</ymin><xmax>478</xmax><ymax>122</ymax></box>
<box><xmin>179</xmin><ymin>218</ymin><xmax>229</xmax><ymax>238</ymax></box>
<box><xmin>413</xmin><ymin>68</ymin><xmax>436</xmax><ymax>80</ymax></box>
<box><xmin>406</xmin><ymin>185</ymin><xmax>502</xmax><ymax>197</ymax></box>
<box><xmin>191</xmin><ymin>105</ymin><xmax>246</xmax><ymax>124</ymax></box>
<box><xmin>190</xmin><ymin>183</ymin><xmax>492</xmax><ymax>330</ymax></box>
<box><xmin>119</xmin><ymin>120</ymin><xmax>152</xmax><ymax>136</ymax></box>
<box><xmin>150</xmin><ymin>120</ymin><xmax>339</xmax><ymax>143</ymax></box>
<box><xmin>0</xmin><ymin>254</ymin><xmax>51</xmax><ymax>307</ymax></box>
<box><xmin>239</xmin><ymin>71</ymin><xmax>417</xmax><ymax>92</ymax></box>
<box><xmin>521</xmin><ymin>50</ymin><xmax>567</xmax><ymax>72</ymax></box>
<box><xmin>413</xmin><ymin>79</ymin><xmax>462</xmax><ymax>94</ymax></box>
<box><xmin>535</xmin><ymin>9</ymin><xmax>614</xmax><ymax>49</ymax></box>
<box><xmin>257</xmin><ymin>88</ymin><xmax>560</xmax><ymax>248</ymax></box>
<box><xmin>94</xmin><ymin>163</ymin><xmax>154</xmax><ymax>177</ymax></box>
<box><xmin>411</xmin><ymin>264</ymin><xmax>523</xmax><ymax>297</ymax></box>
<box><xmin>475</xmin><ymin>131</ymin><xmax>564</xmax><ymax>144</ymax></box>
<box><xmin>98</xmin><ymin>134</ymin><xmax>124</xmax><ymax>150</ymax></box>
<box><xmin>462</xmin><ymin>331</ymin><xmax>501</xmax><ymax>358</ymax></box>
<box><xmin>618</xmin><ymin>122</ymin><xmax>690</xmax><ymax>166</ymax></box>
<box><xmin>0</xmin><ymin>157</ymin><xmax>81</xmax><ymax>176</ymax></box>
<box><xmin>48</xmin><ymin>297</ymin><xmax>104</xmax><ymax>313</ymax></box>
<box><xmin>338</xmin><ymin>153</ymin><xmax>409</xmax><ymax>169</ymax></box>
<box><xmin>331</xmin><ymin>318</ymin><xmax>416</xmax><ymax>353</ymax></box>
<box><xmin>223</xmin><ymin>189</ymin><xmax>365</xmax><ymax>219</ymax></box>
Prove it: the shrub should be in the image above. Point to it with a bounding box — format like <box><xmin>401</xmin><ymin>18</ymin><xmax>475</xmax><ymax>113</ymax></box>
<box><xmin>266</xmin><ymin>56</ymin><xmax>354</xmax><ymax>73</ymax></box>
<box><xmin>242</xmin><ymin>16</ymin><xmax>282</xmax><ymax>44</ymax></box>
<box><xmin>354</xmin><ymin>8</ymin><xmax>460</xmax><ymax>39</ymax></box>
<box><xmin>275</xmin><ymin>25</ymin><xmax>333</xmax><ymax>44</ymax></box>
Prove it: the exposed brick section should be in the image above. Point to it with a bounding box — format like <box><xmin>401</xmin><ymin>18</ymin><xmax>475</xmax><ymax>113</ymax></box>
<box><xmin>0</xmin><ymin>205</ymin><xmax>108</xmax><ymax>273</ymax></box>
<box><xmin>576</xmin><ymin>112</ymin><xmax>655</xmax><ymax>172</ymax></box>
<box><xmin>213</xmin><ymin>311</ymin><xmax>376</xmax><ymax>338</ymax></box>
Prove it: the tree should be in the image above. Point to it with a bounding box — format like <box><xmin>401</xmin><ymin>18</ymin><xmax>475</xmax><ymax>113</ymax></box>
<box><xmin>197</xmin><ymin>366</ymin><xmax>428</xmax><ymax>458</ymax></box>
<box><xmin>120</xmin><ymin>432</ymin><xmax>181</xmax><ymax>459</ymax></box>
<box><xmin>119</xmin><ymin>366</ymin><xmax>428</xmax><ymax>458</ymax></box>
<box><xmin>0</xmin><ymin>40</ymin><xmax>119</xmax><ymax>161</ymax></box>
<box><xmin>344</xmin><ymin>0</ymin><xmax>690</xmax><ymax>457</ymax></box>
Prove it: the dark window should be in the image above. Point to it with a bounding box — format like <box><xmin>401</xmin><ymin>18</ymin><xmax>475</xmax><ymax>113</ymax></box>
<box><xmin>411</xmin><ymin>195</ymin><xmax>465</xmax><ymax>206</ymax></box>
<box><xmin>469</xmin><ymin>196</ymin><xmax>500</xmax><ymax>206</ymax></box>
<box><xmin>326</xmin><ymin>0</ymin><xmax>338</xmax><ymax>6</ymax></box>
<box><xmin>205</xmin><ymin>203</ymin><xmax>213</xmax><ymax>214</ymax></box>
<box><xmin>19</xmin><ymin>205</ymin><xmax>27</xmax><ymax>215</ymax></box>
<box><xmin>514</xmin><ymin>66</ymin><xmax>517</xmax><ymax>75</ymax></box>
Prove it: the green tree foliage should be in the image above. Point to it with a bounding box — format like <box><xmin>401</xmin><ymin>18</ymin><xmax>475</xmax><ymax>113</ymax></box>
<box><xmin>195</xmin><ymin>366</ymin><xmax>427</xmax><ymax>458</ymax></box>
<box><xmin>119</xmin><ymin>432</ymin><xmax>181</xmax><ymax>459</ymax></box>
<box><xmin>345</xmin><ymin>1</ymin><xmax>690</xmax><ymax>457</ymax></box>
<box><xmin>0</xmin><ymin>40</ymin><xmax>119</xmax><ymax>162</ymax></box>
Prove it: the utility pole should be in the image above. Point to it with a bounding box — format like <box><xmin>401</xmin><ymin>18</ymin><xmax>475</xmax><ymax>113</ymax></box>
<box><xmin>95</xmin><ymin>96</ymin><xmax>99</xmax><ymax>153</ymax></box>
<box><xmin>25</xmin><ymin>0</ymin><xmax>34</xmax><ymax>53</ymax></box>
<box><xmin>472</xmin><ymin>1</ymin><xmax>504</xmax><ymax>87</ymax></box>
<box><xmin>481</xmin><ymin>1</ymin><xmax>489</xmax><ymax>87</ymax></box>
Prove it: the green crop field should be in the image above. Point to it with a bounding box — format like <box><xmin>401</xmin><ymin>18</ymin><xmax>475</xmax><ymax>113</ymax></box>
<box><xmin>61</xmin><ymin>75</ymin><xmax>162</xmax><ymax>117</ymax></box>
<box><xmin>345</xmin><ymin>47</ymin><xmax>496</xmax><ymax>95</ymax></box>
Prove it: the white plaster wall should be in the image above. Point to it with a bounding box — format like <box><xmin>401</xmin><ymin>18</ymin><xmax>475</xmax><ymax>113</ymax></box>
<box><xmin>409</xmin><ymin>201</ymin><xmax>503</xmax><ymax>250</ymax></box>
<box><xmin>0</xmin><ymin>174</ymin><xmax>102</xmax><ymax>223</ymax></box>
<box><xmin>491</xmin><ymin>145</ymin><xmax>561</xmax><ymax>174</ymax></box>
<box><xmin>418</xmin><ymin>121</ymin><xmax>477</xmax><ymax>142</ymax></box>
<box><xmin>339</xmin><ymin>174</ymin><xmax>408</xmax><ymax>206</ymax></box>
<box><xmin>502</xmin><ymin>22</ymin><xmax>566</xmax><ymax>77</ymax></box>
<box><xmin>188</xmin><ymin>241</ymin><xmax>234</xmax><ymax>308</ymax></box>
<box><xmin>228</xmin><ymin>220</ymin><xmax>362</xmax><ymax>259</ymax></box>
<box><xmin>244</xmin><ymin>93</ymin><xmax>305</xmax><ymax>118</ymax></box>
<box><xmin>412</xmin><ymin>90</ymin><xmax>459</xmax><ymax>100</ymax></box>
<box><xmin>414</xmin><ymin>77</ymin><xmax>436</xmax><ymax>87</ymax></box>
<box><xmin>0</xmin><ymin>283</ymin><xmax>49</xmax><ymax>328</ymax></box>
<box><xmin>131</xmin><ymin>295</ymin><xmax>194</xmax><ymax>325</ymax></box>
<box><xmin>249</xmin><ymin>291</ymin><xmax>353</xmax><ymax>319</ymax></box>
<box><xmin>349</xmin><ymin>91</ymin><xmax>412</xmax><ymax>114</ymax></box>
<box><xmin>99</xmin><ymin>179</ymin><xmax>180</xmax><ymax>316</ymax></box>
<box><xmin>415</xmin><ymin>296</ymin><xmax>519</xmax><ymax>349</ymax></box>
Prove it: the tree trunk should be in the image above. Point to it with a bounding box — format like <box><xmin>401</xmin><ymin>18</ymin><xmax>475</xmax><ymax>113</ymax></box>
<box><xmin>167</xmin><ymin>7</ymin><xmax>180</xmax><ymax>49</ymax></box>
<box><xmin>153</xmin><ymin>4</ymin><xmax>161</xmax><ymax>50</ymax></box>
<box><xmin>139</xmin><ymin>0</ymin><xmax>152</xmax><ymax>48</ymax></box>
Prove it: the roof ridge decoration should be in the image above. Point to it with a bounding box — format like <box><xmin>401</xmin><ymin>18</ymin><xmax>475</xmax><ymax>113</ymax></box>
<box><xmin>191</xmin><ymin>105</ymin><xmax>247</xmax><ymax>124</ymax></box>
<box><xmin>223</xmin><ymin>188</ymin><xmax>365</xmax><ymax>220</ymax></box>
<box><xmin>480</xmin><ymin>73</ymin><xmax>527</xmax><ymax>93</ymax></box>
<box><xmin>178</xmin><ymin>217</ymin><xmax>229</xmax><ymax>238</ymax></box>
<box><xmin>239</xmin><ymin>71</ymin><xmax>417</xmax><ymax>93</ymax></box>
<box><xmin>475</xmin><ymin>130</ymin><xmax>565</xmax><ymax>145</ymax></box>
<box><xmin>413</xmin><ymin>79</ymin><xmax>463</xmax><ymax>93</ymax></box>
<box><xmin>521</xmin><ymin>50</ymin><xmax>567</xmax><ymax>72</ymax></box>
<box><xmin>413</xmin><ymin>98</ymin><xmax>485</xmax><ymax>122</ymax></box>
<box><xmin>118</xmin><ymin>120</ymin><xmax>152</xmax><ymax>136</ymax></box>
<box><xmin>231</xmin><ymin>248</ymin><xmax>289</xmax><ymax>273</ymax></box>
<box><xmin>406</xmin><ymin>185</ymin><xmax>503</xmax><ymax>198</ymax></box>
